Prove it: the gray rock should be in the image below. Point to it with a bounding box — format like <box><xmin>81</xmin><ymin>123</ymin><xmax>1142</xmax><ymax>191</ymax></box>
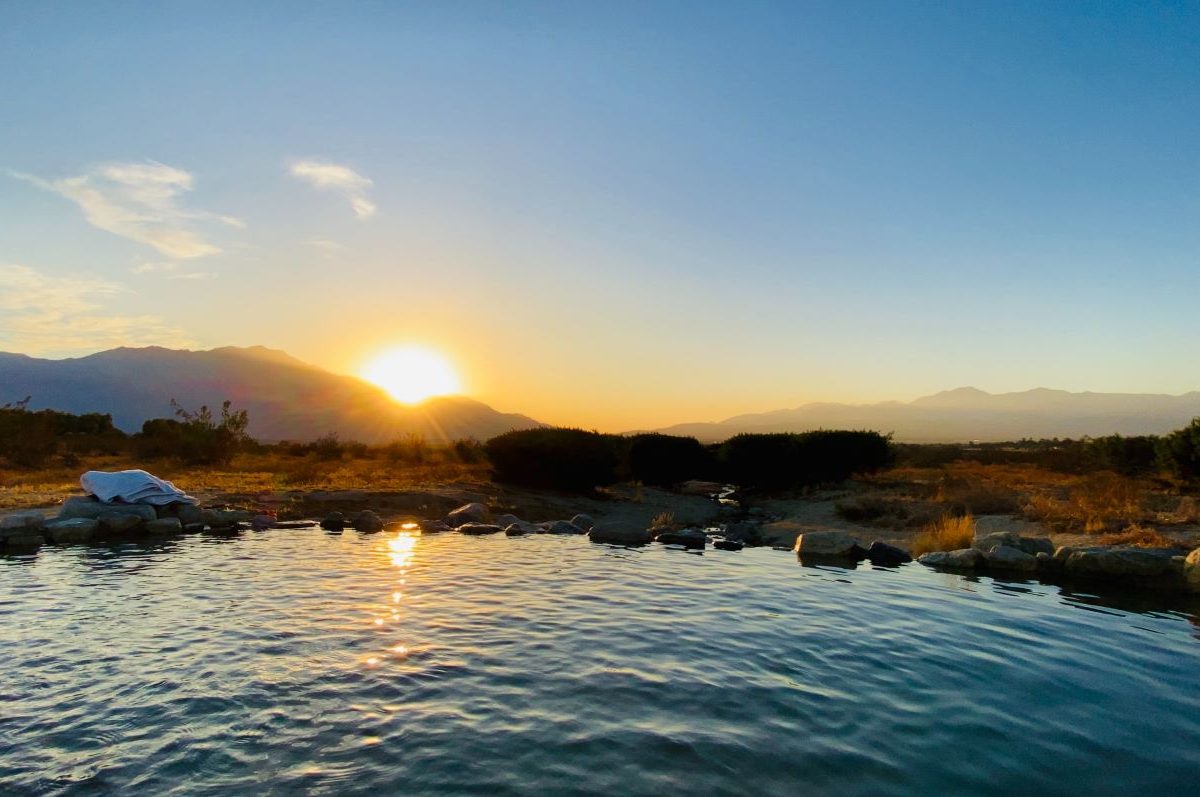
<box><xmin>973</xmin><ymin>530</ymin><xmax>1020</xmax><ymax>551</ymax></box>
<box><xmin>447</xmin><ymin>502</ymin><xmax>489</xmax><ymax>527</ymax></box>
<box><xmin>713</xmin><ymin>539</ymin><xmax>744</xmax><ymax>551</ymax></box>
<box><xmin>723</xmin><ymin>521</ymin><xmax>763</xmax><ymax>544</ymax></box>
<box><xmin>176</xmin><ymin>504</ymin><xmax>206</xmax><ymax>526</ymax></box>
<box><xmin>1064</xmin><ymin>547</ymin><xmax>1178</xmax><ymax>578</ymax></box>
<box><xmin>1015</xmin><ymin>537</ymin><xmax>1055</xmax><ymax>557</ymax></box>
<box><xmin>494</xmin><ymin>513</ymin><xmax>524</xmax><ymax>529</ymax></box>
<box><xmin>45</xmin><ymin>518</ymin><xmax>99</xmax><ymax>543</ymax></box>
<box><xmin>98</xmin><ymin>513</ymin><xmax>145</xmax><ymax>534</ymax></box>
<box><xmin>458</xmin><ymin>523</ymin><xmax>502</xmax><ymax>536</ymax></box>
<box><xmin>320</xmin><ymin>511</ymin><xmax>346</xmax><ymax>531</ymax></box>
<box><xmin>545</xmin><ymin>520</ymin><xmax>587</xmax><ymax>535</ymax></box>
<box><xmin>866</xmin><ymin>540</ymin><xmax>912</xmax><ymax>566</ymax></box>
<box><xmin>1</xmin><ymin>512</ymin><xmax>44</xmax><ymax>531</ymax></box>
<box><xmin>794</xmin><ymin>530</ymin><xmax>862</xmax><ymax>558</ymax></box>
<box><xmin>589</xmin><ymin>521</ymin><xmax>654</xmax><ymax>546</ymax></box>
<box><xmin>61</xmin><ymin>496</ymin><xmax>156</xmax><ymax>522</ymax></box>
<box><xmin>204</xmin><ymin>509</ymin><xmax>254</xmax><ymax>529</ymax></box>
<box><xmin>251</xmin><ymin>514</ymin><xmax>276</xmax><ymax>530</ymax></box>
<box><xmin>569</xmin><ymin>514</ymin><xmax>595</xmax><ymax>532</ymax></box>
<box><xmin>984</xmin><ymin>545</ymin><xmax>1038</xmax><ymax>572</ymax></box>
<box><xmin>1035</xmin><ymin>551</ymin><xmax>1062</xmax><ymax>574</ymax></box>
<box><xmin>418</xmin><ymin>519</ymin><xmax>451</xmax><ymax>534</ymax></box>
<box><xmin>1</xmin><ymin>530</ymin><xmax>43</xmax><ymax>549</ymax></box>
<box><xmin>918</xmin><ymin>548</ymin><xmax>983</xmax><ymax>570</ymax></box>
<box><xmin>352</xmin><ymin>510</ymin><xmax>384</xmax><ymax>532</ymax></box>
<box><xmin>504</xmin><ymin>524</ymin><xmax>530</xmax><ymax>537</ymax></box>
<box><xmin>655</xmin><ymin>528</ymin><xmax>707</xmax><ymax>548</ymax></box>
<box><xmin>145</xmin><ymin>518</ymin><xmax>183</xmax><ymax>535</ymax></box>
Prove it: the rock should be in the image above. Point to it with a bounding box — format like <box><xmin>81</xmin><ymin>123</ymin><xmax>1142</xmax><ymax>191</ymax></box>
<box><xmin>713</xmin><ymin>539</ymin><xmax>744</xmax><ymax>551</ymax></box>
<box><xmin>1035</xmin><ymin>551</ymin><xmax>1062</xmax><ymax>574</ymax></box>
<box><xmin>794</xmin><ymin>530</ymin><xmax>863</xmax><ymax>558</ymax></box>
<box><xmin>45</xmin><ymin>518</ymin><xmax>99</xmax><ymax>543</ymax></box>
<box><xmin>251</xmin><ymin>514</ymin><xmax>276</xmax><ymax>530</ymax></box>
<box><xmin>866</xmin><ymin>540</ymin><xmax>912</xmax><ymax>566</ymax></box>
<box><xmin>983</xmin><ymin>545</ymin><xmax>1038</xmax><ymax>572</ymax></box>
<box><xmin>723</xmin><ymin>521</ymin><xmax>763</xmax><ymax>544</ymax></box>
<box><xmin>1064</xmin><ymin>547</ymin><xmax>1178</xmax><ymax>578</ymax></box>
<box><xmin>145</xmin><ymin>518</ymin><xmax>183</xmax><ymax>535</ymax></box>
<box><xmin>205</xmin><ymin>509</ymin><xmax>254</xmax><ymax>529</ymax></box>
<box><xmin>320</xmin><ymin>511</ymin><xmax>346</xmax><ymax>531</ymax></box>
<box><xmin>418</xmin><ymin>519</ymin><xmax>451</xmax><ymax>534</ymax></box>
<box><xmin>973</xmin><ymin>530</ymin><xmax>1019</xmax><ymax>551</ymax></box>
<box><xmin>1</xmin><ymin>512</ymin><xmax>44</xmax><ymax>531</ymax></box>
<box><xmin>352</xmin><ymin>510</ymin><xmax>384</xmax><ymax>533</ymax></box>
<box><xmin>176</xmin><ymin>504</ymin><xmax>206</xmax><ymax>526</ymax></box>
<box><xmin>98</xmin><ymin>513</ymin><xmax>145</xmax><ymax>534</ymax></box>
<box><xmin>918</xmin><ymin>548</ymin><xmax>983</xmax><ymax>570</ymax></box>
<box><xmin>569</xmin><ymin>514</ymin><xmax>595</xmax><ymax>532</ymax></box>
<box><xmin>447</xmin><ymin>502</ymin><xmax>489</xmax><ymax>527</ymax></box>
<box><xmin>1015</xmin><ymin>537</ymin><xmax>1055</xmax><ymax>557</ymax></box>
<box><xmin>655</xmin><ymin>528</ymin><xmax>707</xmax><ymax>548</ymax></box>
<box><xmin>60</xmin><ymin>497</ymin><xmax>156</xmax><ymax>522</ymax></box>
<box><xmin>589</xmin><ymin>521</ymin><xmax>654</xmax><ymax>546</ymax></box>
<box><xmin>1</xmin><ymin>530</ymin><xmax>44</xmax><ymax>550</ymax></box>
<box><xmin>494</xmin><ymin>514</ymin><xmax>523</xmax><ymax>529</ymax></box>
<box><xmin>504</xmin><ymin>524</ymin><xmax>529</xmax><ymax>537</ymax></box>
<box><xmin>458</xmin><ymin>523</ymin><xmax>502</xmax><ymax>536</ymax></box>
<box><xmin>678</xmin><ymin>480</ymin><xmax>723</xmax><ymax>496</ymax></box>
<box><xmin>183</xmin><ymin>523</ymin><xmax>206</xmax><ymax>534</ymax></box>
<box><xmin>1184</xmin><ymin>548</ymin><xmax>1200</xmax><ymax>592</ymax></box>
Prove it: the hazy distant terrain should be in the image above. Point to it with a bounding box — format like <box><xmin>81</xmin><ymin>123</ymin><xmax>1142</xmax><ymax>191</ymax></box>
<box><xmin>648</xmin><ymin>387</ymin><xmax>1200</xmax><ymax>443</ymax></box>
<box><xmin>0</xmin><ymin>346</ymin><xmax>542</xmax><ymax>443</ymax></box>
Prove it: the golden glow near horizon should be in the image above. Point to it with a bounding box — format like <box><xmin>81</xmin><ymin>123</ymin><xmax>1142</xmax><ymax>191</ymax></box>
<box><xmin>362</xmin><ymin>345</ymin><xmax>462</xmax><ymax>404</ymax></box>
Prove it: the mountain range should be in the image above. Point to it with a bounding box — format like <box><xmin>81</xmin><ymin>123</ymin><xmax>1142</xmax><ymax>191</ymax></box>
<box><xmin>0</xmin><ymin>346</ymin><xmax>541</xmax><ymax>443</ymax></box>
<box><xmin>649</xmin><ymin>386</ymin><xmax>1200</xmax><ymax>443</ymax></box>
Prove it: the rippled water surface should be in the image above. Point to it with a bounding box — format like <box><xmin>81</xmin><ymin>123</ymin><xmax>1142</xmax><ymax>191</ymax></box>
<box><xmin>3</xmin><ymin>528</ymin><xmax>1200</xmax><ymax>796</ymax></box>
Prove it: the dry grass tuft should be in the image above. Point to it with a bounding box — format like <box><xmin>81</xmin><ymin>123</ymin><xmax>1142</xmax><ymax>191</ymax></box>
<box><xmin>1095</xmin><ymin>525</ymin><xmax>1179</xmax><ymax>549</ymax></box>
<box><xmin>911</xmin><ymin>514</ymin><xmax>976</xmax><ymax>556</ymax></box>
<box><xmin>649</xmin><ymin>511</ymin><xmax>676</xmax><ymax>531</ymax></box>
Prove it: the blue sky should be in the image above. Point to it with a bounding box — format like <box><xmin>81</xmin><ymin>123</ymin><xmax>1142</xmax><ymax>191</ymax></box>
<box><xmin>1</xmin><ymin>1</ymin><xmax>1197</xmax><ymax>428</ymax></box>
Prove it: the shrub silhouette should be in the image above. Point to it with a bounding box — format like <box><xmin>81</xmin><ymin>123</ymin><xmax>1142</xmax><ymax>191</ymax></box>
<box><xmin>627</xmin><ymin>433</ymin><xmax>715</xmax><ymax>486</ymax></box>
<box><xmin>151</xmin><ymin>399</ymin><xmax>251</xmax><ymax>465</ymax></box>
<box><xmin>485</xmin><ymin>427</ymin><xmax>621</xmax><ymax>491</ymax></box>
<box><xmin>718</xmin><ymin>430</ymin><xmax>893</xmax><ymax>490</ymax></box>
<box><xmin>1158</xmin><ymin>418</ymin><xmax>1200</xmax><ymax>480</ymax></box>
<box><xmin>1086</xmin><ymin>434</ymin><xmax>1159</xmax><ymax>476</ymax></box>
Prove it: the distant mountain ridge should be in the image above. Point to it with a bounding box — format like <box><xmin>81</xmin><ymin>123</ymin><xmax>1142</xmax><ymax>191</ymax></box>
<box><xmin>0</xmin><ymin>346</ymin><xmax>542</xmax><ymax>443</ymax></box>
<box><xmin>647</xmin><ymin>387</ymin><xmax>1200</xmax><ymax>443</ymax></box>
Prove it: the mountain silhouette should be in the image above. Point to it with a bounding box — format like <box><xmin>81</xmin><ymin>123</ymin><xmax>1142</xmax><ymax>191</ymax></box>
<box><xmin>0</xmin><ymin>346</ymin><xmax>541</xmax><ymax>443</ymax></box>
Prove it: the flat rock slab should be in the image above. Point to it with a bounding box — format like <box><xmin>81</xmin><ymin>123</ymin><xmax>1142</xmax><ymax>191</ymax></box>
<box><xmin>46</xmin><ymin>518</ymin><xmax>99</xmax><ymax>543</ymax></box>
<box><xmin>590</xmin><ymin>522</ymin><xmax>654</xmax><ymax>546</ymax></box>
<box><xmin>60</xmin><ymin>497</ymin><xmax>157</xmax><ymax>522</ymax></box>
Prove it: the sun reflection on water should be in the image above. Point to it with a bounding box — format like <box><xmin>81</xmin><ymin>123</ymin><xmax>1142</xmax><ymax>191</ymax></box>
<box><xmin>363</xmin><ymin>525</ymin><xmax>422</xmax><ymax>669</ymax></box>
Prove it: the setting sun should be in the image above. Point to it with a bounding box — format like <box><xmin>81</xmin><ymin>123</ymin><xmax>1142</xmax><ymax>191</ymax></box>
<box><xmin>362</xmin><ymin>345</ymin><xmax>461</xmax><ymax>404</ymax></box>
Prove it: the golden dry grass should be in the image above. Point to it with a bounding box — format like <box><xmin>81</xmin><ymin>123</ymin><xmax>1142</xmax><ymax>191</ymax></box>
<box><xmin>0</xmin><ymin>453</ymin><xmax>490</xmax><ymax>510</ymax></box>
<box><xmin>911</xmin><ymin>514</ymin><xmax>976</xmax><ymax>556</ymax></box>
<box><xmin>1095</xmin><ymin>525</ymin><xmax>1179</xmax><ymax>549</ymax></box>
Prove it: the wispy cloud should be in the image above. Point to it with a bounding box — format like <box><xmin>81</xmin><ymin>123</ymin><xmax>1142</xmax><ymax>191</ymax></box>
<box><xmin>0</xmin><ymin>263</ymin><xmax>191</xmax><ymax>356</ymax></box>
<box><xmin>289</xmin><ymin>160</ymin><xmax>377</xmax><ymax>218</ymax></box>
<box><xmin>130</xmin><ymin>260</ymin><xmax>216</xmax><ymax>280</ymax></box>
<box><xmin>12</xmin><ymin>161</ymin><xmax>242</xmax><ymax>259</ymax></box>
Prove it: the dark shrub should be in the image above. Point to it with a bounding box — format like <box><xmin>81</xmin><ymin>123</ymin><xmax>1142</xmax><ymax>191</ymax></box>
<box><xmin>163</xmin><ymin>399</ymin><xmax>251</xmax><ymax>465</ymax></box>
<box><xmin>0</xmin><ymin>398</ymin><xmax>57</xmax><ymax>468</ymax></box>
<box><xmin>719</xmin><ymin>430</ymin><xmax>893</xmax><ymax>491</ymax></box>
<box><xmin>627</xmin><ymin>433</ymin><xmax>714</xmax><ymax>486</ymax></box>
<box><xmin>485</xmin><ymin>427</ymin><xmax>621</xmax><ymax>491</ymax></box>
<box><xmin>1086</xmin><ymin>434</ymin><xmax>1159</xmax><ymax>476</ymax></box>
<box><xmin>1158</xmin><ymin>419</ymin><xmax>1200</xmax><ymax>481</ymax></box>
<box><xmin>452</xmin><ymin>439</ymin><xmax>485</xmax><ymax>464</ymax></box>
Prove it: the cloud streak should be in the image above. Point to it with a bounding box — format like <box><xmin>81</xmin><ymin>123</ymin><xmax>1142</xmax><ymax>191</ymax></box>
<box><xmin>0</xmin><ymin>263</ymin><xmax>191</xmax><ymax>356</ymax></box>
<box><xmin>289</xmin><ymin>160</ymin><xmax>377</xmax><ymax>218</ymax></box>
<box><xmin>13</xmin><ymin>162</ymin><xmax>241</xmax><ymax>259</ymax></box>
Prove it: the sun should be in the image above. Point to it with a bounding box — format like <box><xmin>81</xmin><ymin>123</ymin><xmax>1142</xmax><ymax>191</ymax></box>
<box><xmin>362</xmin><ymin>345</ymin><xmax>462</xmax><ymax>404</ymax></box>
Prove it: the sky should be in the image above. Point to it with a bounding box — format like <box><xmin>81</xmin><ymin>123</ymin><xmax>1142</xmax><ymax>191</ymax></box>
<box><xmin>1</xmin><ymin>1</ymin><xmax>1197</xmax><ymax>431</ymax></box>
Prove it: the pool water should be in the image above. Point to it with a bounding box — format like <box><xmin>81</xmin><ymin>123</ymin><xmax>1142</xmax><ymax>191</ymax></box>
<box><xmin>3</xmin><ymin>527</ymin><xmax>1199</xmax><ymax>796</ymax></box>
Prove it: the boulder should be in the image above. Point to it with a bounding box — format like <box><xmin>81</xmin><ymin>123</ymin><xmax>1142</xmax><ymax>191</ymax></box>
<box><xmin>204</xmin><ymin>509</ymin><xmax>253</xmax><ymax>529</ymax></box>
<box><xmin>1015</xmin><ymin>537</ymin><xmax>1055</xmax><ymax>557</ymax></box>
<box><xmin>494</xmin><ymin>514</ymin><xmax>524</xmax><ymax>529</ymax></box>
<box><xmin>0</xmin><ymin>513</ymin><xmax>46</xmax><ymax>548</ymax></box>
<box><xmin>251</xmin><ymin>514</ymin><xmax>276</xmax><ymax>530</ymax></box>
<box><xmin>1064</xmin><ymin>547</ymin><xmax>1178</xmax><ymax>578</ymax></box>
<box><xmin>1035</xmin><ymin>551</ymin><xmax>1062</xmax><ymax>574</ymax></box>
<box><xmin>98</xmin><ymin>513</ymin><xmax>145</xmax><ymax>534</ymax></box>
<box><xmin>713</xmin><ymin>539</ymin><xmax>744</xmax><ymax>551</ymax></box>
<box><xmin>655</xmin><ymin>528</ymin><xmax>707</xmax><ymax>548</ymax></box>
<box><xmin>983</xmin><ymin>545</ymin><xmax>1038</xmax><ymax>572</ymax></box>
<box><xmin>418</xmin><ymin>519</ymin><xmax>451</xmax><ymax>534</ymax></box>
<box><xmin>589</xmin><ymin>521</ymin><xmax>654</xmax><ymax>546</ymax></box>
<box><xmin>545</xmin><ymin>520</ymin><xmax>586</xmax><ymax>535</ymax></box>
<box><xmin>866</xmin><ymin>540</ymin><xmax>912</xmax><ymax>566</ymax></box>
<box><xmin>973</xmin><ymin>530</ymin><xmax>1019</xmax><ymax>551</ymax></box>
<box><xmin>320</xmin><ymin>511</ymin><xmax>345</xmax><ymax>530</ymax></box>
<box><xmin>794</xmin><ymin>530</ymin><xmax>863</xmax><ymax>558</ymax></box>
<box><xmin>60</xmin><ymin>497</ymin><xmax>156</xmax><ymax>522</ymax></box>
<box><xmin>175</xmin><ymin>504</ymin><xmax>206</xmax><ymax>526</ymax></box>
<box><xmin>145</xmin><ymin>518</ymin><xmax>183</xmax><ymax>535</ymax></box>
<box><xmin>723</xmin><ymin>521</ymin><xmax>763</xmax><ymax>544</ymax></box>
<box><xmin>1184</xmin><ymin>548</ymin><xmax>1200</xmax><ymax>592</ymax></box>
<box><xmin>1</xmin><ymin>512</ymin><xmax>44</xmax><ymax>531</ymax></box>
<box><xmin>503</xmin><ymin>520</ymin><xmax>542</xmax><ymax>536</ymax></box>
<box><xmin>446</xmin><ymin>502</ymin><xmax>490</xmax><ymax>527</ymax></box>
<box><xmin>352</xmin><ymin>510</ymin><xmax>385</xmax><ymax>533</ymax></box>
<box><xmin>918</xmin><ymin>548</ymin><xmax>983</xmax><ymax>570</ymax></box>
<box><xmin>45</xmin><ymin>518</ymin><xmax>99</xmax><ymax>544</ymax></box>
<box><xmin>458</xmin><ymin>523</ymin><xmax>502</xmax><ymax>536</ymax></box>
<box><xmin>569</xmin><ymin>514</ymin><xmax>595</xmax><ymax>532</ymax></box>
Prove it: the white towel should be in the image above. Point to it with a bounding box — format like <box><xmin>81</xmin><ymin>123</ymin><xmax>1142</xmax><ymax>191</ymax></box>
<box><xmin>80</xmin><ymin>469</ymin><xmax>197</xmax><ymax>506</ymax></box>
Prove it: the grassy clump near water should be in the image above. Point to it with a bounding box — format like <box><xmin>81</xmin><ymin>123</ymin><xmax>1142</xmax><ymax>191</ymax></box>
<box><xmin>911</xmin><ymin>514</ymin><xmax>976</xmax><ymax>556</ymax></box>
